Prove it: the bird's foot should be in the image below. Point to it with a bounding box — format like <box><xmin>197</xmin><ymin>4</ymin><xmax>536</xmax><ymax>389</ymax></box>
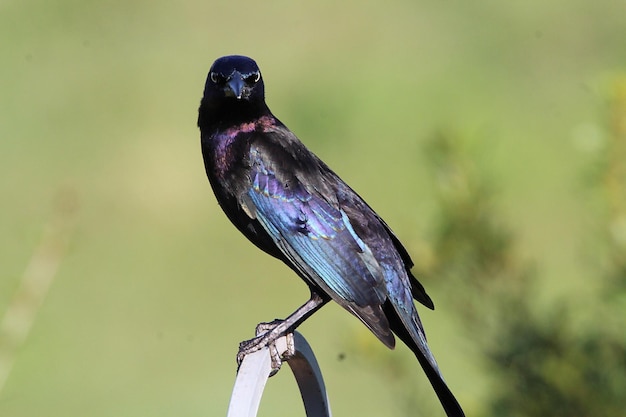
<box><xmin>236</xmin><ymin>320</ymin><xmax>295</xmax><ymax>377</ymax></box>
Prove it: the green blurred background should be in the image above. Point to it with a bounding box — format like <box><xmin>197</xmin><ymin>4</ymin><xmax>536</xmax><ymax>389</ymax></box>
<box><xmin>1</xmin><ymin>0</ymin><xmax>625</xmax><ymax>416</ymax></box>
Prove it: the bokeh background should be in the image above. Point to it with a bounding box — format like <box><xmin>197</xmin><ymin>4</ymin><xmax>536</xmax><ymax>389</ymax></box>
<box><xmin>1</xmin><ymin>0</ymin><xmax>625</xmax><ymax>416</ymax></box>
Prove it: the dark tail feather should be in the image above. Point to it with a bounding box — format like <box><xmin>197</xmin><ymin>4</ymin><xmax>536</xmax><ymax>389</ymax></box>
<box><xmin>412</xmin><ymin>346</ymin><xmax>466</xmax><ymax>417</ymax></box>
<box><xmin>384</xmin><ymin>301</ymin><xmax>465</xmax><ymax>417</ymax></box>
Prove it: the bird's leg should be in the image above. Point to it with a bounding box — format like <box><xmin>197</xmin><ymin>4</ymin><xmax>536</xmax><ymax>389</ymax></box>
<box><xmin>237</xmin><ymin>291</ymin><xmax>327</xmax><ymax>376</ymax></box>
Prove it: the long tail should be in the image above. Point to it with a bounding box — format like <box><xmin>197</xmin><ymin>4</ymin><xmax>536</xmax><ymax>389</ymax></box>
<box><xmin>384</xmin><ymin>301</ymin><xmax>466</xmax><ymax>417</ymax></box>
<box><xmin>411</xmin><ymin>343</ymin><xmax>465</xmax><ymax>417</ymax></box>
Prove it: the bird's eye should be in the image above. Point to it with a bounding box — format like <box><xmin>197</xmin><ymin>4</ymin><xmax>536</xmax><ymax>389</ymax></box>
<box><xmin>245</xmin><ymin>72</ymin><xmax>261</xmax><ymax>84</ymax></box>
<box><xmin>210</xmin><ymin>72</ymin><xmax>225</xmax><ymax>84</ymax></box>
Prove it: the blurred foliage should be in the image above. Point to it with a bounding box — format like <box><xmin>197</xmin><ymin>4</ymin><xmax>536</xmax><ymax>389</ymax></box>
<box><xmin>483</xmin><ymin>77</ymin><xmax>626</xmax><ymax>417</ymax></box>
<box><xmin>363</xmin><ymin>76</ymin><xmax>626</xmax><ymax>417</ymax></box>
<box><xmin>602</xmin><ymin>78</ymin><xmax>626</xmax><ymax>293</ymax></box>
<box><xmin>421</xmin><ymin>131</ymin><xmax>533</xmax><ymax>327</ymax></box>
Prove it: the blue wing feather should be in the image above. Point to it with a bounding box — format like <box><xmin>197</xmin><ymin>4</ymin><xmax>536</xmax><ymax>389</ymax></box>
<box><xmin>249</xmin><ymin>168</ymin><xmax>384</xmax><ymax>305</ymax></box>
<box><xmin>243</xmin><ymin>142</ymin><xmax>403</xmax><ymax>347</ymax></box>
<box><xmin>242</xmin><ymin>139</ymin><xmax>449</xmax><ymax>401</ymax></box>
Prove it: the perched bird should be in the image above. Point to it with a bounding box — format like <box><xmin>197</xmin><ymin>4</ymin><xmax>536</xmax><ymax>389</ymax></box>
<box><xmin>198</xmin><ymin>55</ymin><xmax>465</xmax><ymax>417</ymax></box>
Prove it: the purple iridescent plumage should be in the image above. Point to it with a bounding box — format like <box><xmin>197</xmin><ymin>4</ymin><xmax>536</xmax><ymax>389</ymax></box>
<box><xmin>198</xmin><ymin>55</ymin><xmax>465</xmax><ymax>417</ymax></box>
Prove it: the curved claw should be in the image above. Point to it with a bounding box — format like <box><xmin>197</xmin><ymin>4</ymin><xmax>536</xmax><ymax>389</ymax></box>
<box><xmin>236</xmin><ymin>320</ymin><xmax>296</xmax><ymax>376</ymax></box>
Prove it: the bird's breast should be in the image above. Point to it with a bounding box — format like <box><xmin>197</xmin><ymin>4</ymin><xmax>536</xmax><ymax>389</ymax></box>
<box><xmin>206</xmin><ymin>115</ymin><xmax>277</xmax><ymax>179</ymax></box>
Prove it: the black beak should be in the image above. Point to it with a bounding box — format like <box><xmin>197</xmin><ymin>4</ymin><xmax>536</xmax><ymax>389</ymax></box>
<box><xmin>225</xmin><ymin>71</ymin><xmax>245</xmax><ymax>99</ymax></box>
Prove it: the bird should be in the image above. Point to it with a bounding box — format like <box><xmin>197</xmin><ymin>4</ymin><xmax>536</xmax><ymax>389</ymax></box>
<box><xmin>198</xmin><ymin>55</ymin><xmax>465</xmax><ymax>417</ymax></box>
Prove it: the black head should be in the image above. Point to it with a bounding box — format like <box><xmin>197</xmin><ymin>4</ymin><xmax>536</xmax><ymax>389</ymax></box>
<box><xmin>199</xmin><ymin>55</ymin><xmax>269</xmax><ymax>129</ymax></box>
<box><xmin>203</xmin><ymin>55</ymin><xmax>265</xmax><ymax>103</ymax></box>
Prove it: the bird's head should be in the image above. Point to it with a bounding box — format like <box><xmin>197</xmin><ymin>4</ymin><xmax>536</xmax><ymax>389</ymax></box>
<box><xmin>199</xmin><ymin>55</ymin><xmax>270</xmax><ymax>129</ymax></box>
<box><xmin>203</xmin><ymin>55</ymin><xmax>265</xmax><ymax>103</ymax></box>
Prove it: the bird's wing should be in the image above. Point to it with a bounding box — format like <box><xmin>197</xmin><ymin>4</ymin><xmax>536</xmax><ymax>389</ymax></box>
<box><xmin>240</xmin><ymin>140</ymin><xmax>395</xmax><ymax>348</ymax></box>
<box><xmin>326</xmin><ymin>170</ymin><xmax>435</xmax><ymax>309</ymax></box>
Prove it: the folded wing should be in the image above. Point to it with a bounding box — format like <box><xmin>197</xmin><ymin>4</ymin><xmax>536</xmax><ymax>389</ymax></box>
<box><xmin>240</xmin><ymin>142</ymin><xmax>396</xmax><ymax>348</ymax></box>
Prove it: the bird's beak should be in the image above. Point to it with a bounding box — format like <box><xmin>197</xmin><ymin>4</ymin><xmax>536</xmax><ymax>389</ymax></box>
<box><xmin>225</xmin><ymin>71</ymin><xmax>245</xmax><ymax>99</ymax></box>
